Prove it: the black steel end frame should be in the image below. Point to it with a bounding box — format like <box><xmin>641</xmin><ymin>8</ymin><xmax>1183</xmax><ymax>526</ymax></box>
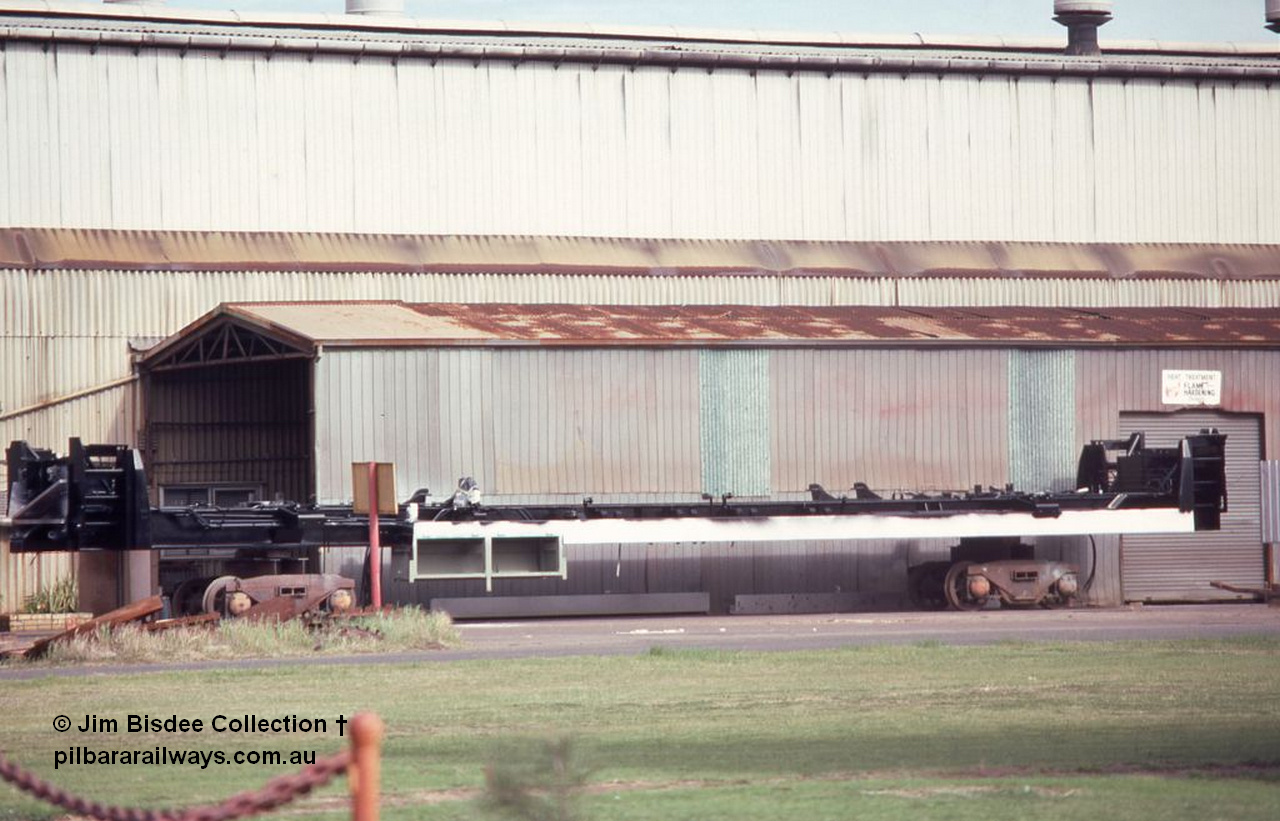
<box><xmin>1179</xmin><ymin>430</ymin><xmax>1227</xmax><ymax>530</ymax></box>
<box><xmin>1074</xmin><ymin>428</ymin><xmax>1226</xmax><ymax>529</ymax></box>
<box><xmin>6</xmin><ymin>438</ymin><xmax>152</xmax><ymax>552</ymax></box>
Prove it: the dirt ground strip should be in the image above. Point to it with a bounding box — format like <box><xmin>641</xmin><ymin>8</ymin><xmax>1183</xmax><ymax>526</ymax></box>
<box><xmin>161</xmin><ymin>761</ymin><xmax>1280</xmax><ymax>816</ymax></box>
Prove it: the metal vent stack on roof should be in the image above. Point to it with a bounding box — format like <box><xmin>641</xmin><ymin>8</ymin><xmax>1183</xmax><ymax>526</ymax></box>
<box><xmin>345</xmin><ymin>0</ymin><xmax>404</xmax><ymax>15</ymax></box>
<box><xmin>1054</xmin><ymin>0</ymin><xmax>1113</xmax><ymax>56</ymax></box>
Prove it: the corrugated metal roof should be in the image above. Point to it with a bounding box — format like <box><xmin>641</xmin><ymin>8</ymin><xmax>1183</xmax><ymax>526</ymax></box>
<box><xmin>232</xmin><ymin>301</ymin><xmax>497</xmax><ymax>342</ymax></box>
<box><xmin>7</xmin><ymin>21</ymin><xmax>1275</xmax><ymax>86</ymax></box>
<box><xmin>2</xmin><ymin>2</ymin><xmax>1275</xmax><ymax>61</ymax></box>
<box><xmin>6</xmin><ymin>229</ymin><xmax>1280</xmax><ymax>280</ymax></box>
<box><xmin>138</xmin><ymin>303</ymin><xmax>1280</xmax><ymax>364</ymax></box>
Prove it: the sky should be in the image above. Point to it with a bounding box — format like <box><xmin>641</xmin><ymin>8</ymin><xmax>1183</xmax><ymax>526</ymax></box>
<box><xmin>171</xmin><ymin>1</ymin><xmax>1279</xmax><ymax>44</ymax></box>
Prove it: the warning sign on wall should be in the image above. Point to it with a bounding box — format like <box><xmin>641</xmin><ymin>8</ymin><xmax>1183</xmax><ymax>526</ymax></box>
<box><xmin>1161</xmin><ymin>370</ymin><xmax>1222</xmax><ymax>406</ymax></box>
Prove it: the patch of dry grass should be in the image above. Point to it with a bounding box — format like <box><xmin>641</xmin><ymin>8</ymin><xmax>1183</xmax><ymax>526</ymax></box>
<box><xmin>28</xmin><ymin>606</ymin><xmax>458</xmax><ymax>665</ymax></box>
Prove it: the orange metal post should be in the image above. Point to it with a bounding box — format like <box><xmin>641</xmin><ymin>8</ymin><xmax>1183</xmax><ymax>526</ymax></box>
<box><xmin>349</xmin><ymin>713</ymin><xmax>385</xmax><ymax>821</ymax></box>
<box><xmin>366</xmin><ymin>462</ymin><xmax>382</xmax><ymax>609</ymax></box>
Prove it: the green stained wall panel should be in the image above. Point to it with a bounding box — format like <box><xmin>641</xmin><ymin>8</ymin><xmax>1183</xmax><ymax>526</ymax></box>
<box><xmin>700</xmin><ymin>350</ymin><xmax>770</xmax><ymax>497</ymax></box>
<box><xmin>1008</xmin><ymin>349</ymin><xmax>1076</xmax><ymax>493</ymax></box>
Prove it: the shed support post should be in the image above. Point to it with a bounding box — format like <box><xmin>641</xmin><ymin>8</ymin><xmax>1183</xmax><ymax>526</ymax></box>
<box><xmin>367</xmin><ymin>462</ymin><xmax>382</xmax><ymax>610</ymax></box>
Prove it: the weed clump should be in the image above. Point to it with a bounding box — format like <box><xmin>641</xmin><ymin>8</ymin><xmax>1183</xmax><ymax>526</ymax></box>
<box><xmin>348</xmin><ymin>607</ymin><xmax>457</xmax><ymax>651</ymax></box>
<box><xmin>32</xmin><ymin>606</ymin><xmax>458</xmax><ymax>665</ymax></box>
<box><xmin>22</xmin><ymin>576</ymin><xmax>79</xmax><ymax>614</ymax></box>
<box><xmin>484</xmin><ymin>738</ymin><xmax>590</xmax><ymax>821</ymax></box>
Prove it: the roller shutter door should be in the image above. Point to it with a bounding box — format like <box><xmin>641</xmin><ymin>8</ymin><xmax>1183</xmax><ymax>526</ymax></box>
<box><xmin>1119</xmin><ymin>412</ymin><xmax>1263</xmax><ymax>602</ymax></box>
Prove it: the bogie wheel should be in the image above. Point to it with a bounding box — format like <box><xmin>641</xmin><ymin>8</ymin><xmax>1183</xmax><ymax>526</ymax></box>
<box><xmin>944</xmin><ymin>562</ymin><xmax>989</xmax><ymax>611</ymax></box>
<box><xmin>324</xmin><ymin>588</ymin><xmax>355</xmax><ymax>614</ymax></box>
<box><xmin>201</xmin><ymin>575</ymin><xmax>245</xmax><ymax>616</ymax></box>
<box><xmin>1040</xmin><ymin>589</ymin><xmax>1076</xmax><ymax>610</ymax></box>
<box><xmin>171</xmin><ymin>576</ymin><xmax>212</xmax><ymax>617</ymax></box>
<box><xmin>907</xmin><ymin>563</ymin><xmax>950</xmax><ymax>610</ymax></box>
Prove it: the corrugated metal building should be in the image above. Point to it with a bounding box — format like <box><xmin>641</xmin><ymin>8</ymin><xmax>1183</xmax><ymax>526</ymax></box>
<box><xmin>132</xmin><ymin>301</ymin><xmax>1280</xmax><ymax>612</ymax></box>
<box><xmin>3</xmin><ymin>5</ymin><xmax>1279</xmax><ymax>241</ymax></box>
<box><xmin>3</xmin><ymin>2</ymin><xmax>1280</xmax><ymax>611</ymax></box>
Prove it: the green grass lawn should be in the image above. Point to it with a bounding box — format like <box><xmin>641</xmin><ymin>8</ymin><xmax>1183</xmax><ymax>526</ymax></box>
<box><xmin>2</xmin><ymin>638</ymin><xmax>1278</xmax><ymax>820</ymax></box>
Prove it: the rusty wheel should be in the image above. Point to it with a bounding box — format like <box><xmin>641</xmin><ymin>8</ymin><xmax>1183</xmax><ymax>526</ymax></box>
<box><xmin>324</xmin><ymin>588</ymin><xmax>355</xmax><ymax>614</ymax></box>
<box><xmin>944</xmin><ymin>562</ymin><xmax>989</xmax><ymax>611</ymax></box>
<box><xmin>201</xmin><ymin>575</ymin><xmax>246</xmax><ymax>616</ymax></box>
<box><xmin>1040</xmin><ymin>587</ymin><xmax>1076</xmax><ymax>610</ymax></box>
<box><xmin>1041</xmin><ymin>573</ymin><xmax>1079</xmax><ymax>609</ymax></box>
<box><xmin>171</xmin><ymin>576</ymin><xmax>212</xmax><ymax>617</ymax></box>
<box><xmin>908</xmin><ymin>563</ymin><xmax>950</xmax><ymax>610</ymax></box>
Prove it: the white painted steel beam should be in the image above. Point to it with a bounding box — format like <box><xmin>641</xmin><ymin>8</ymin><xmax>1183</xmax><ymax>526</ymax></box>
<box><xmin>414</xmin><ymin>507</ymin><xmax>1195</xmax><ymax>546</ymax></box>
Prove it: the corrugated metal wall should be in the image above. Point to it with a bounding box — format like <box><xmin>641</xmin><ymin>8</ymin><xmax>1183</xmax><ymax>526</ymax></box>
<box><xmin>895</xmin><ymin>278</ymin><xmax>1280</xmax><ymax>308</ymax></box>
<box><xmin>0</xmin><ymin>386</ymin><xmax>140</xmax><ymax>484</ymax></box>
<box><xmin>5</xmin><ymin>268</ymin><xmax>1280</xmax><ymax>483</ymax></box>
<box><xmin>771</xmin><ymin>349</ymin><xmax>1009</xmax><ymax>493</ymax></box>
<box><xmin>1074</xmin><ymin>349</ymin><xmax>1280</xmax><ymax>462</ymax></box>
<box><xmin>0</xmin><ymin>533</ymin><xmax>77</xmax><ymax>615</ymax></box>
<box><xmin>315</xmin><ymin>346</ymin><xmax>1020</xmax><ymax>504</ymax></box>
<box><xmin>4</xmin><ymin>43</ymin><xmax>1280</xmax><ymax>243</ymax></box>
<box><xmin>313</xmin><ymin>348</ymin><xmax>703</xmax><ymax>503</ymax></box>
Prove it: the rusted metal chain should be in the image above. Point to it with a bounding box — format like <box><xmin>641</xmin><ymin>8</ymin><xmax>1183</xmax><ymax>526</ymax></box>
<box><xmin>0</xmin><ymin>748</ymin><xmax>351</xmax><ymax>821</ymax></box>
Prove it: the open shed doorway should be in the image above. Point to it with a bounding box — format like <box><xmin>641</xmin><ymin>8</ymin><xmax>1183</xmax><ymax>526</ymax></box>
<box><xmin>140</xmin><ymin>325</ymin><xmax>316</xmax><ymax>596</ymax></box>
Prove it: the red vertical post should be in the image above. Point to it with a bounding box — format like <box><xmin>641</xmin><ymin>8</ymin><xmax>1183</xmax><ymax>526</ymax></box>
<box><xmin>349</xmin><ymin>712</ymin><xmax>384</xmax><ymax>821</ymax></box>
<box><xmin>367</xmin><ymin>462</ymin><xmax>382</xmax><ymax>610</ymax></box>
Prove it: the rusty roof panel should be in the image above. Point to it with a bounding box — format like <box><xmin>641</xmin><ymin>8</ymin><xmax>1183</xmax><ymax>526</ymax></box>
<box><xmin>4</xmin><ymin>229</ymin><xmax>1280</xmax><ymax>280</ymax></box>
<box><xmin>226</xmin><ymin>301</ymin><xmax>497</xmax><ymax>342</ymax></box>
<box><xmin>400</xmin><ymin>304</ymin><xmax>1280</xmax><ymax>347</ymax></box>
<box><xmin>139</xmin><ymin>303</ymin><xmax>1280</xmax><ymax>361</ymax></box>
